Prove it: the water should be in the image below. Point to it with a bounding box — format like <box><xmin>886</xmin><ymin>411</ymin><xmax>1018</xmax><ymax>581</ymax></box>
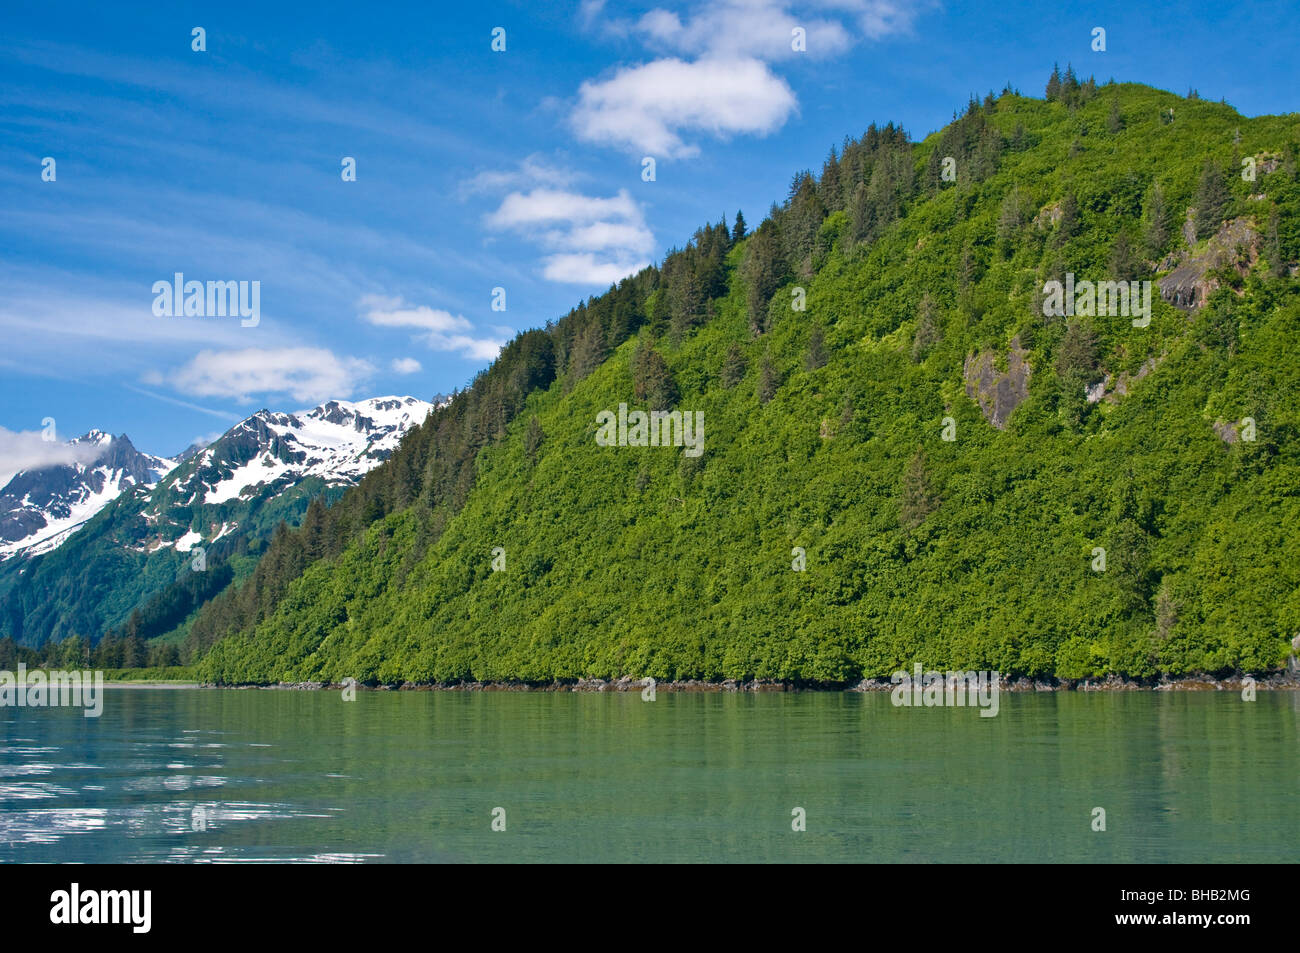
<box><xmin>1</xmin><ymin>688</ymin><xmax>1296</xmax><ymax>862</ymax></box>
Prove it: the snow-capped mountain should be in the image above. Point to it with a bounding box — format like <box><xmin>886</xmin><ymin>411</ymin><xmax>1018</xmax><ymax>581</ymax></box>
<box><xmin>0</xmin><ymin>396</ymin><xmax>434</xmax><ymax>564</ymax></box>
<box><xmin>0</xmin><ymin>432</ymin><xmax>175</xmax><ymax>560</ymax></box>
<box><xmin>0</xmin><ymin>395</ymin><xmax>438</xmax><ymax>646</ymax></box>
<box><xmin>169</xmin><ymin>396</ymin><xmax>434</xmax><ymax>511</ymax></box>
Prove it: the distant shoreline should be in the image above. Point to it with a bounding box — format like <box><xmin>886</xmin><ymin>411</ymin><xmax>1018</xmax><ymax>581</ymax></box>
<box><xmin>192</xmin><ymin>671</ymin><xmax>1300</xmax><ymax>693</ymax></box>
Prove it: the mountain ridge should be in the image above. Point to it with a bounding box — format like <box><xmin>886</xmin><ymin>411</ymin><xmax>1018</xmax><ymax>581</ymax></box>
<box><xmin>0</xmin><ymin>395</ymin><xmax>436</xmax><ymax>648</ymax></box>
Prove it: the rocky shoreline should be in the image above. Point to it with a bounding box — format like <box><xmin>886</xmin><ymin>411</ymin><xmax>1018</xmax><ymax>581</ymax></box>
<box><xmin>207</xmin><ymin>669</ymin><xmax>1300</xmax><ymax>693</ymax></box>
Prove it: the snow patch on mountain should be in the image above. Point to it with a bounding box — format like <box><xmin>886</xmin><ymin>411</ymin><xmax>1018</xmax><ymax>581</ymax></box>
<box><xmin>0</xmin><ymin>433</ymin><xmax>176</xmax><ymax>560</ymax></box>
<box><xmin>0</xmin><ymin>396</ymin><xmax>436</xmax><ymax>561</ymax></box>
<box><xmin>192</xmin><ymin>396</ymin><xmax>432</xmax><ymax>507</ymax></box>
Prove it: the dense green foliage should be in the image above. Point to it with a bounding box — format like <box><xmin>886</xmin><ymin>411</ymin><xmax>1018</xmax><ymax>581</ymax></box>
<box><xmin>0</xmin><ymin>460</ymin><xmax>345</xmax><ymax>649</ymax></box>
<box><xmin>183</xmin><ymin>78</ymin><xmax>1300</xmax><ymax>684</ymax></box>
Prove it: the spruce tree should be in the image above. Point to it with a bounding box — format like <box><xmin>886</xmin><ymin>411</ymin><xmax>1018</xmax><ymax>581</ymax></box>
<box><xmin>900</xmin><ymin>448</ymin><xmax>939</xmax><ymax>529</ymax></box>
<box><xmin>1143</xmin><ymin>181</ymin><xmax>1171</xmax><ymax>258</ymax></box>
<box><xmin>1045</xmin><ymin>64</ymin><xmax>1062</xmax><ymax>101</ymax></box>
<box><xmin>756</xmin><ymin>354</ymin><xmax>778</xmax><ymax>404</ymax></box>
<box><xmin>632</xmin><ymin>340</ymin><xmax>676</xmax><ymax>407</ymax></box>
<box><xmin>524</xmin><ymin>416</ymin><xmax>544</xmax><ymax>464</ymax></box>
<box><xmin>720</xmin><ymin>342</ymin><xmax>748</xmax><ymax>387</ymax></box>
<box><xmin>1194</xmin><ymin>161</ymin><xmax>1230</xmax><ymax>239</ymax></box>
<box><xmin>805</xmin><ymin>325</ymin><xmax>828</xmax><ymax>371</ymax></box>
<box><xmin>911</xmin><ymin>294</ymin><xmax>941</xmax><ymax>362</ymax></box>
<box><xmin>1106</xmin><ymin>98</ymin><xmax>1123</xmax><ymax>133</ymax></box>
<box><xmin>741</xmin><ymin>221</ymin><xmax>786</xmax><ymax>335</ymax></box>
<box><xmin>1109</xmin><ymin>229</ymin><xmax>1139</xmax><ymax>280</ymax></box>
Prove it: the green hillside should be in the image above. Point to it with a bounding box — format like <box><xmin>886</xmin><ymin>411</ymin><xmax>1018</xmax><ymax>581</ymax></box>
<box><xmin>0</xmin><ymin>450</ymin><xmax>346</xmax><ymax>659</ymax></box>
<box><xmin>197</xmin><ymin>75</ymin><xmax>1300</xmax><ymax>685</ymax></box>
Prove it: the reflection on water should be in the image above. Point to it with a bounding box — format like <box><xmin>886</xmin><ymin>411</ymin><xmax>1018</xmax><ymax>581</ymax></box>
<box><xmin>0</xmin><ymin>688</ymin><xmax>1297</xmax><ymax>862</ymax></box>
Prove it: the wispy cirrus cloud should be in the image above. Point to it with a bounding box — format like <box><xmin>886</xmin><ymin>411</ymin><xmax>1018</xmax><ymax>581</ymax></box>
<box><xmin>632</xmin><ymin>0</ymin><xmax>854</xmax><ymax>60</ymax></box>
<box><xmin>458</xmin><ymin>154</ymin><xmax>580</xmax><ymax>198</ymax></box>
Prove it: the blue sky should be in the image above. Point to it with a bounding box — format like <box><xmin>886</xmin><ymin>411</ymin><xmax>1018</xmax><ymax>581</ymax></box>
<box><xmin>2</xmin><ymin>0</ymin><xmax>1297</xmax><ymax>460</ymax></box>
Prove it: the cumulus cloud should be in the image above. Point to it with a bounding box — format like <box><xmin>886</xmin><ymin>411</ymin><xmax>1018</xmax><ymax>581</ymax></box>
<box><xmin>484</xmin><ymin>188</ymin><xmax>653</xmax><ymax>285</ymax></box>
<box><xmin>570</xmin><ymin>56</ymin><xmax>797</xmax><ymax>157</ymax></box>
<box><xmin>149</xmin><ymin>348</ymin><xmax>375</xmax><ymax>404</ymax></box>
<box><xmin>486</xmin><ymin>187</ymin><xmax>655</xmax><ymax>284</ymax></box>
<box><xmin>391</xmin><ymin>357</ymin><xmax>423</xmax><ymax>374</ymax></box>
<box><xmin>0</xmin><ymin>427</ymin><xmax>101</xmax><ymax>487</ymax></box>
<box><xmin>360</xmin><ymin>295</ymin><xmax>504</xmax><ymax>361</ymax></box>
<box><xmin>572</xmin><ymin>1</ymin><xmax>929</xmax><ymax>156</ymax></box>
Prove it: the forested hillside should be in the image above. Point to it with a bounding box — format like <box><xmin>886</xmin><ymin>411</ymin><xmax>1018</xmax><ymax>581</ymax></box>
<box><xmin>186</xmin><ymin>73</ymin><xmax>1300</xmax><ymax>684</ymax></box>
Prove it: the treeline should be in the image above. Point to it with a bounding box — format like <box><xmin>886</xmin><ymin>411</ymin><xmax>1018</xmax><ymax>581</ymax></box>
<box><xmin>192</xmin><ymin>73</ymin><xmax>1300</xmax><ymax>685</ymax></box>
<box><xmin>0</xmin><ymin>632</ymin><xmax>180</xmax><ymax>670</ymax></box>
<box><xmin>182</xmin><ymin>125</ymin><xmax>940</xmax><ymax>665</ymax></box>
<box><xmin>182</xmin><ymin>270</ymin><xmax>658</xmax><ymax>659</ymax></box>
<box><xmin>113</xmin><ymin>71</ymin><xmax>1300</xmax><ymax>681</ymax></box>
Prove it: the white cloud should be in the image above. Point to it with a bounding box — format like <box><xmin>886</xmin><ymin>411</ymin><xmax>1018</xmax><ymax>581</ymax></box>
<box><xmin>844</xmin><ymin>0</ymin><xmax>929</xmax><ymax>40</ymax></box>
<box><xmin>360</xmin><ymin>295</ymin><xmax>504</xmax><ymax>361</ymax></box>
<box><xmin>546</xmin><ymin>221</ymin><xmax>656</xmax><ymax>255</ymax></box>
<box><xmin>579</xmin><ymin>0</ymin><xmax>610</xmax><ymax>30</ymax></box>
<box><xmin>592</xmin><ymin>1</ymin><xmax>925</xmax><ymax>57</ymax></box>
<box><xmin>391</xmin><ymin>357</ymin><xmax>423</xmax><ymax>374</ymax></box>
<box><xmin>541</xmin><ymin>253</ymin><xmax>648</xmax><ymax>285</ymax></box>
<box><xmin>150</xmin><ymin>348</ymin><xmax>375</xmax><ymax>404</ymax></box>
<box><xmin>571</xmin><ymin>1</ymin><xmax>929</xmax><ymax>156</ymax></box>
<box><xmin>485</xmin><ymin>188</ymin><xmax>644</xmax><ymax>230</ymax></box>
<box><xmin>633</xmin><ymin>1</ymin><xmax>854</xmax><ymax>61</ymax></box>
<box><xmin>459</xmin><ymin>154</ymin><xmax>579</xmax><ymax>198</ymax></box>
<box><xmin>485</xmin><ymin>188</ymin><xmax>653</xmax><ymax>285</ymax></box>
<box><xmin>0</xmin><ymin>427</ymin><xmax>104</xmax><ymax>488</ymax></box>
<box><xmin>570</xmin><ymin>57</ymin><xmax>797</xmax><ymax>157</ymax></box>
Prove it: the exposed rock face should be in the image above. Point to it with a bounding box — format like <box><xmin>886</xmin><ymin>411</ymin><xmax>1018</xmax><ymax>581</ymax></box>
<box><xmin>1085</xmin><ymin>357</ymin><xmax>1159</xmax><ymax>405</ymax></box>
<box><xmin>1158</xmin><ymin>216</ymin><xmax>1260</xmax><ymax>310</ymax></box>
<box><xmin>964</xmin><ymin>337</ymin><xmax>1031</xmax><ymax>430</ymax></box>
<box><xmin>1034</xmin><ymin>201</ymin><xmax>1063</xmax><ymax>230</ymax></box>
<box><xmin>1181</xmin><ymin>207</ymin><xmax>1198</xmax><ymax>249</ymax></box>
<box><xmin>1214</xmin><ymin>420</ymin><xmax>1241</xmax><ymax>444</ymax></box>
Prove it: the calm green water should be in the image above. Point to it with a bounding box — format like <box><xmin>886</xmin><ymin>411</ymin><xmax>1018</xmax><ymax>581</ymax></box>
<box><xmin>1</xmin><ymin>688</ymin><xmax>1296</xmax><ymax>862</ymax></box>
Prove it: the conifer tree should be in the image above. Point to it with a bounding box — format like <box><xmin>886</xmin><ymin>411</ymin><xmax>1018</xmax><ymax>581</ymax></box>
<box><xmin>1046</xmin><ymin>63</ymin><xmax>1062</xmax><ymax>101</ymax></box>
<box><xmin>911</xmin><ymin>294</ymin><xmax>941</xmax><ymax>362</ymax></box>
<box><xmin>805</xmin><ymin>325</ymin><xmax>828</xmax><ymax>371</ymax></box>
<box><xmin>756</xmin><ymin>354</ymin><xmax>778</xmax><ymax>404</ymax></box>
<box><xmin>632</xmin><ymin>340</ymin><xmax>677</xmax><ymax>407</ymax></box>
<box><xmin>1194</xmin><ymin>161</ymin><xmax>1230</xmax><ymax>239</ymax></box>
<box><xmin>900</xmin><ymin>448</ymin><xmax>939</xmax><ymax>529</ymax></box>
<box><xmin>720</xmin><ymin>342</ymin><xmax>748</xmax><ymax>388</ymax></box>
<box><xmin>1143</xmin><ymin>181</ymin><xmax>1172</xmax><ymax>258</ymax></box>
<box><xmin>524</xmin><ymin>416</ymin><xmax>544</xmax><ymax>464</ymax></box>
